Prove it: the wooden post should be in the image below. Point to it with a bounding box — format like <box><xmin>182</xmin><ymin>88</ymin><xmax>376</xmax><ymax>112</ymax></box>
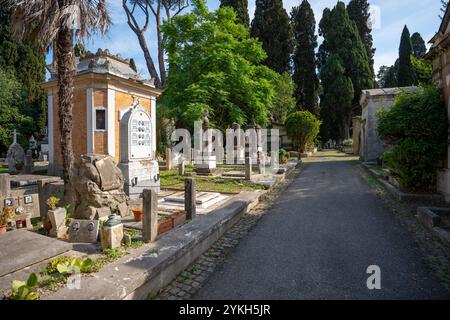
<box><xmin>245</xmin><ymin>157</ymin><xmax>252</xmax><ymax>181</ymax></box>
<box><xmin>185</xmin><ymin>178</ymin><xmax>196</xmax><ymax>220</ymax></box>
<box><xmin>142</xmin><ymin>189</ymin><xmax>158</xmax><ymax>243</ymax></box>
<box><xmin>0</xmin><ymin>174</ymin><xmax>10</xmax><ymax>197</ymax></box>
<box><xmin>165</xmin><ymin>147</ymin><xmax>172</xmax><ymax>170</ymax></box>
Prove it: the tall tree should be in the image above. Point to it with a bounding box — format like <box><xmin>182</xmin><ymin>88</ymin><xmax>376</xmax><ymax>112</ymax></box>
<box><xmin>162</xmin><ymin>0</ymin><xmax>278</xmax><ymax>129</ymax></box>
<box><xmin>320</xmin><ymin>55</ymin><xmax>354</xmax><ymax>141</ymax></box>
<box><xmin>251</xmin><ymin>0</ymin><xmax>293</xmax><ymax>73</ymax></box>
<box><xmin>318</xmin><ymin>1</ymin><xmax>372</xmax><ymax>141</ymax></box>
<box><xmin>410</xmin><ymin>32</ymin><xmax>426</xmax><ymax>58</ymax></box>
<box><xmin>291</xmin><ymin>0</ymin><xmax>319</xmax><ymax>115</ymax></box>
<box><xmin>220</xmin><ymin>0</ymin><xmax>249</xmax><ymax>26</ymax></box>
<box><xmin>397</xmin><ymin>25</ymin><xmax>417</xmax><ymax>87</ymax></box>
<box><xmin>347</xmin><ymin>0</ymin><xmax>375</xmax><ymax>77</ymax></box>
<box><xmin>0</xmin><ymin>1</ymin><xmax>47</xmax><ymax>136</ymax></box>
<box><xmin>123</xmin><ymin>0</ymin><xmax>189</xmax><ymax>88</ymax></box>
<box><xmin>377</xmin><ymin>64</ymin><xmax>398</xmax><ymax>88</ymax></box>
<box><xmin>11</xmin><ymin>0</ymin><xmax>111</xmax><ymax>190</ymax></box>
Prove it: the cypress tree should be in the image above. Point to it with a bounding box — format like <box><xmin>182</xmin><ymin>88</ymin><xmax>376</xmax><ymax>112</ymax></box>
<box><xmin>251</xmin><ymin>0</ymin><xmax>293</xmax><ymax>73</ymax></box>
<box><xmin>291</xmin><ymin>0</ymin><xmax>319</xmax><ymax>116</ymax></box>
<box><xmin>129</xmin><ymin>58</ymin><xmax>138</xmax><ymax>72</ymax></box>
<box><xmin>347</xmin><ymin>0</ymin><xmax>375</xmax><ymax>78</ymax></box>
<box><xmin>397</xmin><ymin>25</ymin><xmax>417</xmax><ymax>87</ymax></box>
<box><xmin>318</xmin><ymin>1</ymin><xmax>372</xmax><ymax>141</ymax></box>
<box><xmin>410</xmin><ymin>32</ymin><xmax>426</xmax><ymax>58</ymax></box>
<box><xmin>220</xmin><ymin>0</ymin><xmax>250</xmax><ymax>26</ymax></box>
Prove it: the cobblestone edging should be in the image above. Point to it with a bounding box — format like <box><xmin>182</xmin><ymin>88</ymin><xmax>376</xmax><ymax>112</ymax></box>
<box><xmin>154</xmin><ymin>167</ymin><xmax>301</xmax><ymax>300</ymax></box>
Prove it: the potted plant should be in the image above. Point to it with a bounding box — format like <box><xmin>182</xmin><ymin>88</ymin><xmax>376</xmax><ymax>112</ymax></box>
<box><xmin>44</xmin><ymin>195</ymin><xmax>60</xmax><ymax>235</ymax></box>
<box><xmin>0</xmin><ymin>206</ymin><xmax>15</xmax><ymax>234</ymax></box>
<box><xmin>132</xmin><ymin>208</ymin><xmax>143</xmax><ymax>222</ymax></box>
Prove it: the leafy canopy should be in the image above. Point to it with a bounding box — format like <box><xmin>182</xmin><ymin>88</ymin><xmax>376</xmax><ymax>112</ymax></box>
<box><xmin>285</xmin><ymin>111</ymin><xmax>321</xmax><ymax>153</ymax></box>
<box><xmin>378</xmin><ymin>86</ymin><xmax>448</xmax><ymax>192</ymax></box>
<box><xmin>162</xmin><ymin>0</ymin><xmax>277</xmax><ymax>129</ymax></box>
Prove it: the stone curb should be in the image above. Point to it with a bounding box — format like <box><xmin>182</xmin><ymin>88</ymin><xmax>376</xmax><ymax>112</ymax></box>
<box><xmin>416</xmin><ymin>207</ymin><xmax>450</xmax><ymax>249</ymax></box>
<box><xmin>361</xmin><ymin>163</ymin><xmax>445</xmax><ymax>204</ymax></box>
<box><xmin>44</xmin><ymin>190</ymin><xmax>265</xmax><ymax>300</ymax></box>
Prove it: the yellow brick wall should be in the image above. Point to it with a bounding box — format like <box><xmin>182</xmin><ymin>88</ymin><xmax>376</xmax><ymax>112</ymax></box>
<box><xmin>53</xmin><ymin>89</ymin><xmax>87</xmax><ymax>165</ymax></box>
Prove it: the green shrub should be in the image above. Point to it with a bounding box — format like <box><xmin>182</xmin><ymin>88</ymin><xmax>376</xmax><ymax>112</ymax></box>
<box><xmin>342</xmin><ymin>139</ymin><xmax>353</xmax><ymax>147</ymax></box>
<box><xmin>279</xmin><ymin>149</ymin><xmax>289</xmax><ymax>164</ymax></box>
<box><xmin>285</xmin><ymin>111</ymin><xmax>321</xmax><ymax>153</ymax></box>
<box><xmin>378</xmin><ymin>86</ymin><xmax>448</xmax><ymax>192</ymax></box>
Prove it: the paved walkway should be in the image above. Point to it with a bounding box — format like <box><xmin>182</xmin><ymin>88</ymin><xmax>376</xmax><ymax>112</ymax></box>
<box><xmin>193</xmin><ymin>152</ymin><xmax>450</xmax><ymax>299</ymax></box>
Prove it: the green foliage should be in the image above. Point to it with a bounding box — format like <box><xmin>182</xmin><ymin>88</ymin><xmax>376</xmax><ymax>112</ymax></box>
<box><xmin>251</xmin><ymin>0</ymin><xmax>293</xmax><ymax>74</ymax></box>
<box><xmin>377</xmin><ymin>64</ymin><xmax>398</xmax><ymax>88</ymax></box>
<box><xmin>398</xmin><ymin>25</ymin><xmax>417</xmax><ymax>87</ymax></box>
<box><xmin>410</xmin><ymin>32</ymin><xmax>427</xmax><ymax>58</ymax></box>
<box><xmin>103</xmin><ymin>248</ymin><xmax>126</xmax><ymax>261</ymax></box>
<box><xmin>0</xmin><ymin>68</ymin><xmax>33</xmax><ymax>153</ymax></box>
<box><xmin>411</xmin><ymin>55</ymin><xmax>432</xmax><ymax>86</ymax></box>
<box><xmin>347</xmin><ymin>0</ymin><xmax>375</xmax><ymax>77</ymax></box>
<box><xmin>56</xmin><ymin>258</ymin><xmax>93</xmax><ymax>275</ymax></box>
<box><xmin>291</xmin><ymin>0</ymin><xmax>319</xmax><ymax>115</ymax></box>
<box><xmin>342</xmin><ymin>139</ymin><xmax>353</xmax><ymax>147</ymax></box>
<box><xmin>0</xmin><ymin>1</ymin><xmax>46</xmax><ymax>145</ymax></box>
<box><xmin>319</xmin><ymin>55</ymin><xmax>354</xmax><ymax>141</ymax></box>
<box><xmin>129</xmin><ymin>58</ymin><xmax>137</xmax><ymax>73</ymax></box>
<box><xmin>285</xmin><ymin>111</ymin><xmax>321</xmax><ymax>153</ymax></box>
<box><xmin>161</xmin><ymin>0</ymin><xmax>277</xmax><ymax>129</ymax></box>
<box><xmin>220</xmin><ymin>0</ymin><xmax>250</xmax><ymax>26</ymax></box>
<box><xmin>279</xmin><ymin>148</ymin><xmax>289</xmax><ymax>164</ymax></box>
<box><xmin>11</xmin><ymin>273</ymin><xmax>39</xmax><ymax>300</ymax></box>
<box><xmin>378</xmin><ymin>86</ymin><xmax>448</xmax><ymax>192</ymax></box>
<box><xmin>270</xmin><ymin>72</ymin><xmax>296</xmax><ymax>124</ymax></box>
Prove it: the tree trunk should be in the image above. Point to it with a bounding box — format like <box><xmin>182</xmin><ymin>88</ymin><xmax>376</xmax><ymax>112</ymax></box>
<box><xmin>56</xmin><ymin>27</ymin><xmax>75</xmax><ymax>189</ymax></box>
<box><xmin>156</xmin><ymin>18</ymin><xmax>166</xmax><ymax>87</ymax></box>
<box><xmin>137</xmin><ymin>31</ymin><xmax>161</xmax><ymax>88</ymax></box>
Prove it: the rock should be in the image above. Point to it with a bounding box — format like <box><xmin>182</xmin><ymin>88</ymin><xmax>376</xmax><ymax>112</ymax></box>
<box><xmin>48</xmin><ymin>207</ymin><xmax>67</xmax><ymax>238</ymax></box>
<box><xmin>96</xmin><ymin>207</ymin><xmax>111</xmax><ymax>220</ymax></box>
<box><xmin>73</xmin><ymin>154</ymin><xmax>129</xmax><ymax>220</ymax></box>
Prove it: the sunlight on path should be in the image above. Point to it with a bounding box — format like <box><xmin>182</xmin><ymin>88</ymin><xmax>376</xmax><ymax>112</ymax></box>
<box><xmin>302</xmin><ymin>150</ymin><xmax>360</xmax><ymax>163</ymax></box>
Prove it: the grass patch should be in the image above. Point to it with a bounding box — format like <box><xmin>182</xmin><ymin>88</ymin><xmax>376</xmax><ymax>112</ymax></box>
<box><xmin>160</xmin><ymin>169</ymin><xmax>264</xmax><ymax>193</ymax></box>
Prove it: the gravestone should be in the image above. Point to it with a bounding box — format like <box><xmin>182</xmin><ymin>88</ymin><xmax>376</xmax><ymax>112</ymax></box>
<box><xmin>142</xmin><ymin>189</ymin><xmax>158</xmax><ymax>243</ymax></box>
<box><xmin>119</xmin><ymin>104</ymin><xmax>160</xmax><ymax>197</ymax></box>
<box><xmin>68</xmin><ymin>219</ymin><xmax>99</xmax><ymax>243</ymax></box>
<box><xmin>101</xmin><ymin>214</ymin><xmax>124</xmax><ymax>250</ymax></box>
<box><xmin>179</xmin><ymin>160</ymin><xmax>186</xmax><ymax>176</ymax></box>
<box><xmin>245</xmin><ymin>157</ymin><xmax>252</xmax><ymax>181</ymax></box>
<box><xmin>48</xmin><ymin>207</ymin><xmax>68</xmax><ymax>239</ymax></box>
<box><xmin>185</xmin><ymin>178</ymin><xmax>196</xmax><ymax>220</ymax></box>
<box><xmin>6</xmin><ymin>130</ymin><xmax>24</xmax><ymax>174</ymax></box>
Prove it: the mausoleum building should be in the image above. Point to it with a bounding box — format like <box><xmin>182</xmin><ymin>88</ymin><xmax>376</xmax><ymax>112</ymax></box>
<box><xmin>42</xmin><ymin>49</ymin><xmax>162</xmax><ymax>179</ymax></box>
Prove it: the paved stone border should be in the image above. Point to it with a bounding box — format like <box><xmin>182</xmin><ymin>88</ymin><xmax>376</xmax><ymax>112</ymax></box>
<box><xmin>417</xmin><ymin>207</ymin><xmax>450</xmax><ymax>248</ymax></box>
<box><xmin>361</xmin><ymin>163</ymin><xmax>445</xmax><ymax>204</ymax></box>
<box><xmin>154</xmin><ymin>166</ymin><xmax>300</xmax><ymax>300</ymax></box>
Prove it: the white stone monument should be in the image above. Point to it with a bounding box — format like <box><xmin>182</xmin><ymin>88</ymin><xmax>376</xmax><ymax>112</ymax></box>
<box><xmin>119</xmin><ymin>103</ymin><xmax>160</xmax><ymax>197</ymax></box>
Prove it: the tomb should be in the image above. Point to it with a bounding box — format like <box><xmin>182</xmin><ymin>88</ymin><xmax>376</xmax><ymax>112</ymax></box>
<box><xmin>119</xmin><ymin>102</ymin><xmax>160</xmax><ymax>197</ymax></box>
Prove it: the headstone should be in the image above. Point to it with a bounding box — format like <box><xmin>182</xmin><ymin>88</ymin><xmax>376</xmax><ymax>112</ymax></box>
<box><xmin>142</xmin><ymin>189</ymin><xmax>158</xmax><ymax>243</ymax></box>
<box><xmin>259</xmin><ymin>154</ymin><xmax>266</xmax><ymax>175</ymax></box>
<box><xmin>68</xmin><ymin>219</ymin><xmax>99</xmax><ymax>243</ymax></box>
<box><xmin>179</xmin><ymin>160</ymin><xmax>186</xmax><ymax>176</ymax></box>
<box><xmin>270</xmin><ymin>150</ymin><xmax>279</xmax><ymax>173</ymax></box>
<box><xmin>118</xmin><ymin>104</ymin><xmax>160</xmax><ymax>197</ymax></box>
<box><xmin>185</xmin><ymin>178</ymin><xmax>196</xmax><ymax>220</ymax></box>
<box><xmin>48</xmin><ymin>207</ymin><xmax>67</xmax><ymax>239</ymax></box>
<box><xmin>0</xmin><ymin>174</ymin><xmax>10</xmax><ymax>197</ymax></box>
<box><xmin>245</xmin><ymin>157</ymin><xmax>252</xmax><ymax>181</ymax></box>
<box><xmin>24</xmin><ymin>150</ymin><xmax>32</xmax><ymax>174</ymax></box>
<box><xmin>6</xmin><ymin>130</ymin><xmax>25</xmax><ymax>174</ymax></box>
<box><xmin>166</xmin><ymin>147</ymin><xmax>172</xmax><ymax>170</ymax></box>
<box><xmin>194</xmin><ymin>110</ymin><xmax>219</xmax><ymax>176</ymax></box>
<box><xmin>101</xmin><ymin>214</ymin><xmax>124</xmax><ymax>250</ymax></box>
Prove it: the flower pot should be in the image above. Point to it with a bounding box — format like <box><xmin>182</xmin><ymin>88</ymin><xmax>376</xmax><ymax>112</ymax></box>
<box><xmin>158</xmin><ymin>218</ymin><xmax>173</xmax><ymax>235</ymax></box>
<box><xmin>0</xmin><ymin>226</ymin><xmax>6</xmax><ymax>234</ymax></box>
<box><xmin>133</xmin><ymin>209</ymin><xmax>143</xmax><ymax>222</ymax></box>
<box><xmin>43</xmin><ymin>219</ymin><xmax>52</xmax><ymax>235</ymax></box>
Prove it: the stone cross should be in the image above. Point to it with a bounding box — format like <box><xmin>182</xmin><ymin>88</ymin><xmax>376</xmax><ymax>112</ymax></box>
<box><xmin>12</xmin><ymin>129</ymin><xmax>17</xmax><ymax>144</ymax></box>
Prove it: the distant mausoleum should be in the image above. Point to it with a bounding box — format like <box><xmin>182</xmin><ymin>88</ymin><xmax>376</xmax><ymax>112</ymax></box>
<box><xmin>357</xmin><ymin>87</ymin><xmax>419</xmax><ymax>162</ymax></box>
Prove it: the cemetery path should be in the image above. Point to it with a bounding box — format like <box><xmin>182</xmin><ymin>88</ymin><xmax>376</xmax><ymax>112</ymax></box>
<box><xmin>193</xmin><ymin>152</ymin><xmax>450</xmax><ymax>299</ymax></box>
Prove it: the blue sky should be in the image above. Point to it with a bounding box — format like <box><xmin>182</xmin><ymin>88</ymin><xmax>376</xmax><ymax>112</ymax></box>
<box><xmin>48</xmin><ymin>0</ymin><xmax>443</xmax><ymax>79</ymax></box>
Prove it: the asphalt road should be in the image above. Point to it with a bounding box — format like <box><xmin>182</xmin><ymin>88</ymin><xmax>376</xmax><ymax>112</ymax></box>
<box><xmin>193</xmin><ymin>155</ymin><xmax>450</xmax><ymax>299</ymax></box>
